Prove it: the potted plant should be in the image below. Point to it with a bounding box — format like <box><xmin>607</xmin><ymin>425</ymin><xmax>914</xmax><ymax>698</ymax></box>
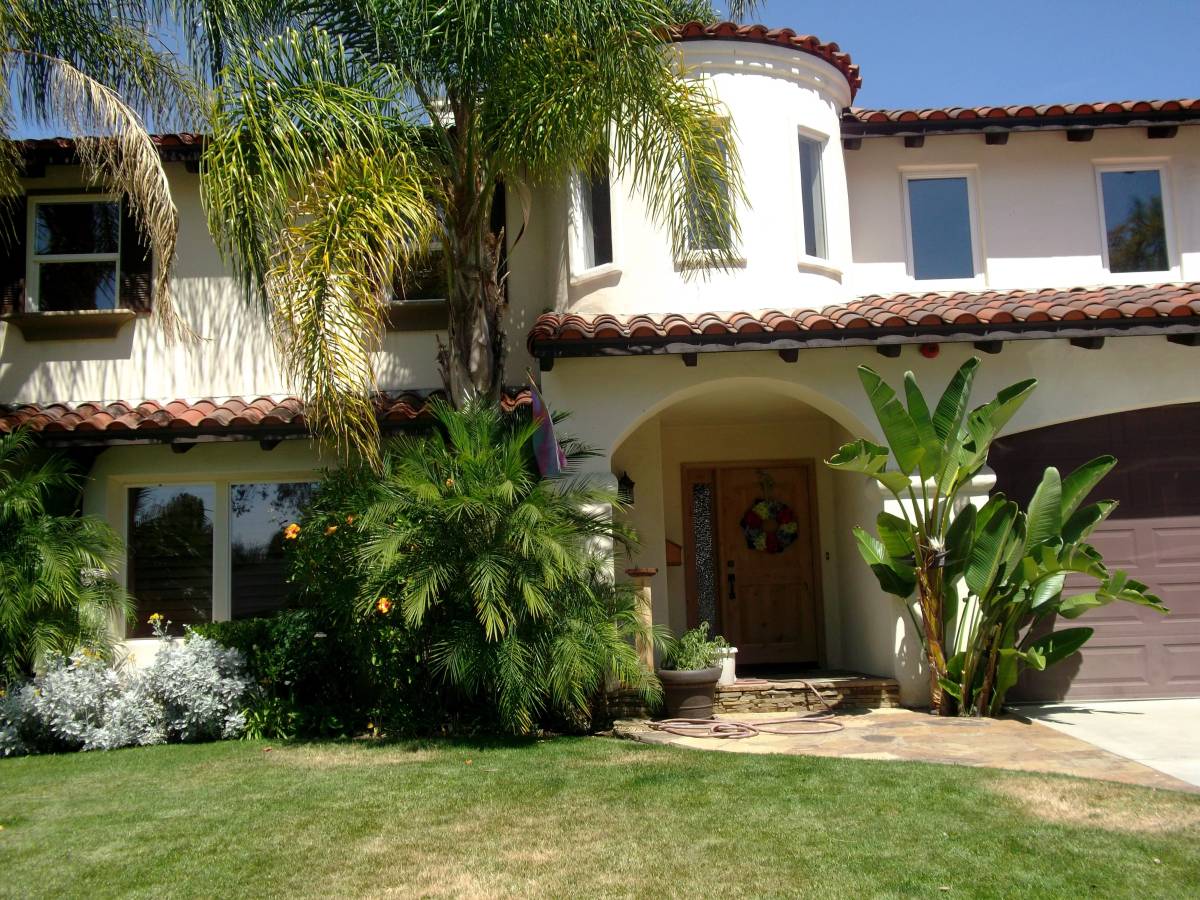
<box><xmin>657</xmin><ymin>623</ymin><xmax>728</xmax><ymax>719</ymax></box>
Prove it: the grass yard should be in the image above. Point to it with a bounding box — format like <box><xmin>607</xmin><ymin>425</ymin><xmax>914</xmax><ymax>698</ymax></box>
<box><xmin>2</xmin><ymin>737</ymin><xmax>1198</xmax><ymax>899</ymax></box>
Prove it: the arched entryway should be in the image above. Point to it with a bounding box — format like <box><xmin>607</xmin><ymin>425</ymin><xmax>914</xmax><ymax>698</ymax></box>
<box><xmin>608</xmin><ymin>379</ymin><xmax>906</xmax><ymax>683</ymax></box>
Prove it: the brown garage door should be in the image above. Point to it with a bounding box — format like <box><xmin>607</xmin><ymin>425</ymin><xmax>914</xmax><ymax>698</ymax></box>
<box><xmin>991</xmin><ymin>403</ymin><xmax>1200</xmax><ymax>701</ymax></box>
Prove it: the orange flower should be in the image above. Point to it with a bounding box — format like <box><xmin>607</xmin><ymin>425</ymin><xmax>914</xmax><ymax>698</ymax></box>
<box><xmin>345</xmin><ymin>514</ymin><xmax>356</xmax><ymax>525</ymax></box>
<box><xmin>445</xmin><ymin>477</ymin><xmax>454</xmax><ymax>488</ymax></box>
<box><xmin>283</xmin><ymin>523</ymin><xmax>300</xmax><ymax>540</ymax></box>
<box><xmin>376</xmin><ymin>596</ymin><xmax>393</xmax><ymax>615</ymax></box>
<box><xmin>324</xmin><ymin>524</ymin><xmax>338</xmax><ymax>536</ymax></box>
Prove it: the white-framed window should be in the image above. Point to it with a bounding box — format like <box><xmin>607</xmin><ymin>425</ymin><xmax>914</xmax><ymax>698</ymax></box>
<box><xmin>125</xmin><ymin>478</ymin><xmax>319</xmax><ymax>637</ymax></box>
<box><xmin>1094</xmin><ymin>161</ymin><xmax>1173</xmax><ymax>275</ymax></box>
<box><xmin>570</xmin><ymin>162</ymin><xmax>615</xmax><ymax>276</ymax></box>
<box><xmin>797</xmin><ymin>132</ymin><xmax>828</xmax><ymax>260</ymax></box>
<box><xmin>26</xmin><ymin>194</ymin><xmax>121</xmax><ymax>312</ymax></box>
<box><xmin>683</xmin><ymin>130</ymin><xmax>736</xmax><ymax>257</ymax></box>
<box><xmin>901</xmin><ymin>168</ymin><xmax>984</xmax><ymax>285</ymax></box>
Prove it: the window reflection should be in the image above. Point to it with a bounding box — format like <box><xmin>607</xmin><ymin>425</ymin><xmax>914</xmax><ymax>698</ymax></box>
<box><xmin>34</xmin><ymin>201</ymin><xmax>120</xmax><ymax>255</ymax></box>
<box><xmin>230</xmin><ymin>481</ymin><xmax>319</xmax><ymax>619</ymax></box>
<box><xmin>128</xmin><ymin>486</ymin><xmax>214</xmax><ymax>636</ymax></box>
<box><xmin>1101</xmin><ymin>170</ymin><xmax>1168</xmax><ymax>273</ymax></box>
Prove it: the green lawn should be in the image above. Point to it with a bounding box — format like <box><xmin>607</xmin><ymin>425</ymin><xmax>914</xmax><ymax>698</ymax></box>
<box><xmin>2</xmin><ymin>737</ymin><xmax>1197</xmax><ymax>899</ymax></box>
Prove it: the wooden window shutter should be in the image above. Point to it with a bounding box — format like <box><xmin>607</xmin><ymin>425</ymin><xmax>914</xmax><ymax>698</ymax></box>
<box><xmin>119</xmin><ymin>198</ymin><xmax>153</xmax><ymax>312</ymax></box>
<box><xmin>0</xmin><ymin>196</ymin><xmax>28</xmax><ymax>315</ymax></box>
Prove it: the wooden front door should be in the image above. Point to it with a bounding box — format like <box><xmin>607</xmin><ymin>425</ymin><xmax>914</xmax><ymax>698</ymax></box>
<box><xmin>683</xmin><ymin>462</ymin><xmax>822</xmax><ymax>666</ymax></box>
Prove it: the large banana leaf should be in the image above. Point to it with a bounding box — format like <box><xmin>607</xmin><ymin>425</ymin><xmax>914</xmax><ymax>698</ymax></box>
<box><xmin>961</xmin><ymin>378</ymin><xmax>1037</xmax><ymax>474</ymax></box>
<box><xmin>853</xmin><ymin>527</ymin><xmax>917</xmax><ymax>598</ymax></box>
<box><xmin>826</xmin><ymin>439</ymin><xmax>911</xmax><ymax>493</ymax></box>
<box><xmin>1027</xmin><ymin>626</ymin><xmax>1094</xmax><ymax>666</ymax></box>
<box><xmin>1060</xmin><ymin>455</ymin><xmax>1117</xmax><ymax>520</ymax></box>
<box><xmin>876</xmin><ymin>511</ymin><xmax>915</xmax><ymax>560</ymax></box>
<box><xmin>1023</xmin><ymin>467</ymin><xmax>1062</xmax><ymax>553</ymax></box>
<box><xmin>903</xmin><ymin>371</ymin><xmax>942</xmax><ymax>479</ymax></box>
<box><xmin>857</xmin><ymin>366</ymin><xmax>925</xmax><ymax>475</ymax></box>
<box><xmin>1061</xmin><ymin>500</ymin><xmax>1117</xmax><ymax>545</ymax></box>
<box><xmin>965</xmin><ymin>496</ymin><xmax>1018</xmax><ymax>596</ymax></box>
<box><xmin>932</xmin><ymin>358</ymin><xmax>980</xmax><ymax>443</ymax></box>
<box><xmin>942</xmin><ymin>503</ymin><xmax>976</xmax><ymax>584</ymax></box>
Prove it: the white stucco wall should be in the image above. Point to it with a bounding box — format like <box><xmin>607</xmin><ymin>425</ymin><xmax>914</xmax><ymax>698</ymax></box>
<box><xmin>846</xmin><ymin>125</ymin><xmax>1200</xmax><ymax>296</ymax></box>
<box><xmin>0</xmin><ymin>166</ymin><xmax>542</xmax><ymax>405</ymax></box>
<box><xmin>561</xmin><ymin>40</ymin><xmax>854</xmax><ymax>318</ymax></box>
<box><xmin>546</xmin><ymin>334</ymin><xmax>1200</xmax><ymax>703</ymax></box>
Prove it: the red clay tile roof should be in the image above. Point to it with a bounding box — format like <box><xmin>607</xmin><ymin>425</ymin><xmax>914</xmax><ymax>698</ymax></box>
<box><xmin>528</xmin><ymin>283</ymin><xmax>1200</xmax><ymax>356</ymax></box>
<box><xmin>17</xmin><ymin>133</ymin><xmax>205</xmax><ymax>161</ymax></box>
<box><xmin>670</xmin><ymin>21</ymin><xmax>861</xmax><ymax>98</ymax></box>
<box><xmin>845</xmin><ymin>100</ymin><xmax>1200</xmax><ymax>135</ymax></box>
<box><xmin>0</xmin><ymin>390</ymin><xmax>531</xmax><ymax>441</ymax></box>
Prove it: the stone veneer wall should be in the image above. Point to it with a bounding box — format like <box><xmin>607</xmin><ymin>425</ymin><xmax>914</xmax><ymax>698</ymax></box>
<box><xmin>604</xmin><ymin>675</ymin><xmax>901</xmax><ymax>722</ymax></box>
<box><xmin>713</xmin><ymin>676</ymin><xmax>901</xmax><ymax>715</ymax></box>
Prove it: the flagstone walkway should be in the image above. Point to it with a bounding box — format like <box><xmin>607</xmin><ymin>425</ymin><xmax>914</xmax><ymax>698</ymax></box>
<box><xmin>615</xmin><ymin>707</ymin><xmax>1197</xmax><ymax>792</ymax></box>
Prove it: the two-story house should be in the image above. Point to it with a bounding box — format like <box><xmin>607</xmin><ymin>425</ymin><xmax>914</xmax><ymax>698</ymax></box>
<box><xmin>3</xmin><ymin>22</ymin><xmax>1198</xmax><ymax>705</ymax></box>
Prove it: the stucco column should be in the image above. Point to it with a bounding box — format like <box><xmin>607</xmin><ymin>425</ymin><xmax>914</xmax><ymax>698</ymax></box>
<box><xmin>625</xmin><ymin>567</ymin><xmax>658</xmax><ymax>672</ymax></box>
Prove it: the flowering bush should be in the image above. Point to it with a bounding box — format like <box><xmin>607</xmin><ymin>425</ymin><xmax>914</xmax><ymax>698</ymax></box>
<box><xmin>0</xmin><ymin>617</ymin><xmax>250</xmax><ymax>756</ymax></box>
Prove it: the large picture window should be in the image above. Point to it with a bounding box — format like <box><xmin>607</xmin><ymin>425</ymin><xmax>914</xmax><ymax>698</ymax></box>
<box><xmin>230</xmin><ymin>481</ymin><xmax>319</xmax><ymax>619</ymax></box>
<box><xmin>1099</xmin><ymin>167</ymin><xmax>1169</xmax><ymax>274</ymax></box>
<box><xmin>126</xmin><ymin>479</ymin><xmax>318</xmax><ymax>637</ymax></box>
<box><xmin>27</xmin><ymin>196</ymin><xmax>122</xmax><ymax>312</ymax></box>
<box><xmin>128</xmin><ymin>485</ymin><xmax>214</xmax><ymax>637</ymax></box>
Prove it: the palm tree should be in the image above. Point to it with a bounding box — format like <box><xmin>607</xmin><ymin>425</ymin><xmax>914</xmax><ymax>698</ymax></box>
<box><xmin>0</xmin><ymin>429</ymin><xmax>132</xmax><ymax>685</ymax></box>
<box><xmin>1</xmin><ymin>0</ymin><xmax>195</xmax><ymax>336</ymax></box>
<box><xmin>345</xmin><ymin>401</ymin><xmax>667</xmax><ymax>733</ymax></box>
<box><xmin>173</xmin><ymin>0</ymin><xmax>760</xmax><ymax>462</ymax></box>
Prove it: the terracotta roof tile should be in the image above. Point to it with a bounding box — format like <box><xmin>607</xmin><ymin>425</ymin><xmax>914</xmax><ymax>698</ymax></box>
<box><xmin>527</xmin><ymin>283</ymin><xmax>1200</xmax><ymax>355</ymax></box>
<box><xmin>0</xmin><ymin>390</ymin><xmax>532</xmax><ymax>440</ymax></box>
<box><xmin>846</xmin><ymin>99</ymin><xmax>1200</xmax><ymax>134</ymax></box>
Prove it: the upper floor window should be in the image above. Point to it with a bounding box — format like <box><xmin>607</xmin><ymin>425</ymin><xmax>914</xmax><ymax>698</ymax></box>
<box><xmin>27</xmin><ymin>196</ymin><xmax>121</xmax><ymax>311</ymax></box>
<box><xmin>573</xmin><ymin>165</ymin><xmax>613</xmax><ymax>272</ymax></box>
<box><xmin>684</xmin><ymin>135</ymin><xmax>734</xmax><ymax>254</ymax></box>
<box><xmin>904</xmin><ymin>173</ymin><xmax>978</xmax><ymax>281</ymax></box>
<box><xmin>1098</xmin><ymin>166</ymin><xmax>1170</xmax><ymax>274</ymax></box>
<box><xmin>798</xmin><ymin>135</ymin><xmax>827</xmax><ymax>260</ymax></box>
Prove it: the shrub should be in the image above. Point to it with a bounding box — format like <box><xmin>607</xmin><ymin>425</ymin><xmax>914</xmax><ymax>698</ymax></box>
<box><xmin>661</xmin><ymin>623</ymin><xmax>727</xmax><ymax>671</ymax></box>
<box><xmin>0</xmin><ymin>428</ymin><xmax>131</xmax><ymax>685</ymax></box>
<box><xmin>0</xmin><ymin>620</ymin><xmax>251</xmax><ymax>756</ymax></box>
<box><xmin>350</xmin><ymin>400</ymin><xmax>666</xmax><ymax>734</ymax></box>
<box><xmin>195</xmin><ymin>609</ymin><xmax>436</xmax><ymax>739</ymax></box>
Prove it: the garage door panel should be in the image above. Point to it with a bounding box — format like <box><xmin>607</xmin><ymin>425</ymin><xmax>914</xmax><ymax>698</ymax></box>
<box><xmin>1149</xmin><ymin>526</ymin><xmax>1200</xmax><ymax>565</ymax></box>
<box><xmin>994</xmin><ymin>404</ymin><xmax>1200</xmax><ymax>701</ymax></box>
<box><xmin>1165</xmin><ymin>644</ymin><xmax>1200</xmax><ymax>688</ymax></box>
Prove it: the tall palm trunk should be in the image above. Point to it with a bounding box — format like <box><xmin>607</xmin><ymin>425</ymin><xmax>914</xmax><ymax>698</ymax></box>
<box><xmin>437</xmin><ymin>105</ymin><xmax>506</xmax><ymax>407</ymax></box>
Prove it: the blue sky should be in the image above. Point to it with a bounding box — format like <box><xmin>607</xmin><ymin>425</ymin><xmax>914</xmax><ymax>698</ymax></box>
<box><xmin>732</xmin><ymin>0</ymin><xmax>1200</xmax><ymax>109</ymax></box>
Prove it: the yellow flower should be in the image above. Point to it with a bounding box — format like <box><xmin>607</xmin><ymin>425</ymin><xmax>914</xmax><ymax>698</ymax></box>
<box><xmin>283</xmin><ymin>523</ymin><xmax>301</xmax><ymax>540</ymax></box>
<box><xmin>376</xmin><ymin>597</ymin><xmax>393</xmax><ymax>615</ymax></box>
<box><xmin>148</xmin><ymin>613</ymin><xmax>164</xmax><ymax>624</ymax></box>
<box><xmin>445</xmin><ymin>477</ymin><xmax>454</xmax><ymax>488</ymax></box>
<box><xmin>324</xmin><ymin>525</ymin><xmax>338</xmax><ymax>536</ymax></box>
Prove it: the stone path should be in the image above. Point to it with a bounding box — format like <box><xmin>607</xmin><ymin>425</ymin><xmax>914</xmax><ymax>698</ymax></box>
<box><xmin>615</xmin><ymin>707</ymin><xmax>1198</xmax><ymax>792</ymax></box>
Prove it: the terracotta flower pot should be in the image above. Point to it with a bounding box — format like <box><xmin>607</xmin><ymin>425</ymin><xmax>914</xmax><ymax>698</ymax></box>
<box><xmin>657</xmin><ymin>666</ymin><xmax>722</xmax><ymax>719</ymax></box>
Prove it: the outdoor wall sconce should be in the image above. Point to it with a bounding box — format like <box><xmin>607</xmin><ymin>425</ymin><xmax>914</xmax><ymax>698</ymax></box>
<box><xmin>618</xmin><ymin>471</ymin><xmax>635</xmax><ymax>506</ymax></box>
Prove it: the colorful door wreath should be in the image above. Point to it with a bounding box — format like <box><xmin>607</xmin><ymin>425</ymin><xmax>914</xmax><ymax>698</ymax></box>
<box><xmin>740</xmin><ymin>497</ymin><xmax>799</xmax><ymax>553</ymax></box>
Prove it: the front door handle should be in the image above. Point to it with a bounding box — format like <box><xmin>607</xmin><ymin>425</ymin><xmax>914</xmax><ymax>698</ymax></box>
<box><xmin>727</xmin><ymin>572</ymin><xmax>736</xmax><ymax>600</ymax></box>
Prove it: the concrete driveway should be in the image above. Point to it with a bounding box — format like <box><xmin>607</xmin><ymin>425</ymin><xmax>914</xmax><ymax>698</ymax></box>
<box><xmin>1017</xmin><ymin>699</ymin><xmax>1200</xmax><ymax>788</ymax></box>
